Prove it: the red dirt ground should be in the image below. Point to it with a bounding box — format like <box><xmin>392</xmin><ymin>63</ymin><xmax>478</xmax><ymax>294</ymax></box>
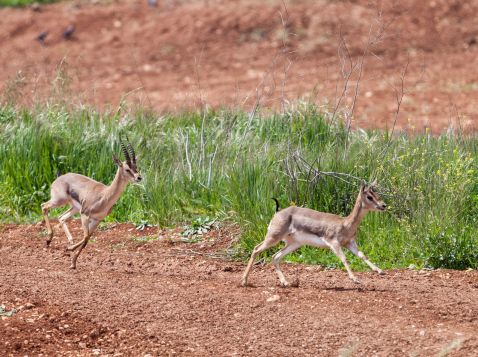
<box><xmin>2</xmin><ymin>0</ymin><xmax>478</xmax><ymax>132</ymax></box>
<box><xmin>1</xmin><ymin>222</ymin><xmax>477</xmax><ymax>356</ymax></box>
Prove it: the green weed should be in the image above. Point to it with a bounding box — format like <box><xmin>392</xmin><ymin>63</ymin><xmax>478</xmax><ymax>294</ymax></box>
<box><xmin>182</xmin><ymin>216</ymin><xmax>217</xmax><ymax>238</ymax></box>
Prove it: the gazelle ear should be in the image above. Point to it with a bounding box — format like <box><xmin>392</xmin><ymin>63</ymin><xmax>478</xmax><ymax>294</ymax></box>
<box><xmin>112</xmin><ymin>155</ymin><xmax>123</xmax><ymax>167</ymax></box>
<box><xmin>360</xmin><ymin>180</ymin><xmax>367</xmax><ymax>192</ymax></box>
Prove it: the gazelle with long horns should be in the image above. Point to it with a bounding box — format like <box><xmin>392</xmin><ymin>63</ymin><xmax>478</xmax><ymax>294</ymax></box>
<box><xmin>241</xmin><ymin>181</ymin><xmax>386</xmax><ymax>287</ymax></box>
<box><xmin>41</xmin><ymin>138</ymin><xmax>142</xmax><ymax>269</ymax></box>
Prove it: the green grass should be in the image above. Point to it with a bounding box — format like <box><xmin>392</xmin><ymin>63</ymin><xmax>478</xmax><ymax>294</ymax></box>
<box><xmin>0</xmin><ymin>0</ymin><xmax>56</xmax><ymax>6</ymax></box>
<box><xmin>0</xmin><ymin>104</ymin><xmax>477</xmax><ymax>270</ymax></box>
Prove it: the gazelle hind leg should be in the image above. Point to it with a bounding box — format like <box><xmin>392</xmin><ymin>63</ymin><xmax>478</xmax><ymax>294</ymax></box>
<box><xmin>57</xmin><ymin>207</ymin><xmax>78</xmax><ymax>245</ymax></box>
<box><xmin>41</xmin><ymin>202</ymin><xmax>54</xmax><ymax>245</ymax></box>
<box><xmin>272</xmin><ymin>240</ymin><xmax>302</xmax><ymax>287</ymax></box>
<box><xmin>41</xmin><ymin>200</ymin><xmax>65</xmax><ymax>246</ymax></box>
<box><xmin>241</xmin><ymin>235</ymin><xmax>280</xmax><ymax>287</ymax></box>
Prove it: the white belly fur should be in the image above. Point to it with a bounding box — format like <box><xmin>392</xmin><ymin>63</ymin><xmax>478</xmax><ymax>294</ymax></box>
<box><xmin>290</xmin><ymin>230</ymin><xmax>329</xmax><ymax>249</ymax></box>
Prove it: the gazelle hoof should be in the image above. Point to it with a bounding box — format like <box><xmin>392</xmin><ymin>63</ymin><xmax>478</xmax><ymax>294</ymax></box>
<box><xmin>351</xmin><ymin>277</ymin><xmax>362</xmax><ymax>284</ymax></box>
<box><xmin>240</xmin><ymin>279</ymin><xmax>248</xmax><ymax>287</ymax></box>
<box><xmin>377</xmin><ymin>270</ymin><xmax>385</xmax><ymax>275</ymax></box>
<box><xmin>279</xmin><ymin>281</ymin><xmax>290</xmax><ymax>288</ymax></box>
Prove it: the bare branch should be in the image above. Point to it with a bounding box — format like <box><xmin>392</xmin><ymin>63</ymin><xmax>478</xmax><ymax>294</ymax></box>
<box><xmin>184</xmin><ymin>132</ymin><xmax>192</xmax><ymax>181</ymax></box>
<box><xmin>207</xmin><ymin>144</ymin><xmax>218</xmax><ymax>188</ymax></box>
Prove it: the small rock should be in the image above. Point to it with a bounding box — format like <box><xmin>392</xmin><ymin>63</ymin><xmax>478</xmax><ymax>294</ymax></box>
<box><xmin>62</xmin><ymin>25</ymin><xmax>76</xmax><ymax>40</ymax></box>
<box><xmin>418</xmin><ymin>270</ymin><xmax>430</xmax><ymax>275</ymax></box>
<box><xmin>142</xmin><ymin>64</ymin><xmax>153</xmax><ymax>72</ymax></box>
<box><xmin>266</xmin><ymin>294</ymin><xmax>280</xmax><ymax>303</ymax></box>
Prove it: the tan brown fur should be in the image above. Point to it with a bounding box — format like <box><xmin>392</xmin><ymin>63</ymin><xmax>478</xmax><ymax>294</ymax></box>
<box><xmin>41</xmin><ymin>141</ymin><xmax>141</xmax><ymax>269</ymax></box>
<box><xmin>241</xmin><ymin>182</ymin><xmax>386</xmax><ymax>287</ymax></box>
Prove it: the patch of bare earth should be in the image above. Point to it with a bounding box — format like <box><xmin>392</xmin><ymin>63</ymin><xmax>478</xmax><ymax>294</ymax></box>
<box><xmin>2</xmin><ymin>0</ymin><xmax>478</xmax><ymax>131</ymax></box>
<box><xmin>0</xmin><ymin>222</ymin><xmax>477</xmax><ymax>356</ymax></box>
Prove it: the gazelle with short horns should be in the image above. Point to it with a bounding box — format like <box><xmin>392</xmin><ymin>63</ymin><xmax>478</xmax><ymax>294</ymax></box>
<box><xmin>241</xmin><ymin>181</ymin><xmax>386</xmax><ymax>287</ymax></box>
<box><xmin>41</xmin><ymin>138</ymin><xmax>142</xmax><ymax>269</ymax></box>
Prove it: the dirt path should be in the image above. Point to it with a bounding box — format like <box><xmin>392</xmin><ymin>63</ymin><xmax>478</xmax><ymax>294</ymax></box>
<box><xmin>3</xmin><ymin>0</ymin><xmax>478</xmax><ymax>131</ymax></box>
<box><xmin>1</xmin><ymin>223</ymin><xmax>477</xmax><ymax>356</ymax></box>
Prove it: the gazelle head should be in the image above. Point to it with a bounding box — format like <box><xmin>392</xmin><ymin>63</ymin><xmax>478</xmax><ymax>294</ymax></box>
<box><xmin>112</xmin><ymin>138</ymin><xmax>142</xmax><ymax>183</ymax></box>
<box><xmin>360</xmin><ymin>180</ymin><xmax>386</xmax><ymax>211</ymax></box>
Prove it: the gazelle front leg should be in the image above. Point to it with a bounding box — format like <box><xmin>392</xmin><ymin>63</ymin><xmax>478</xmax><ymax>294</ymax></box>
<box><xmin>347</xmin><ymin>240</ymin><xmax>384</xmax><ymax>275</ymax></box>
<box><xmin>325</xmin><ymin>240</ymin><xmax>361</xmax><ymax>284</ymax></box>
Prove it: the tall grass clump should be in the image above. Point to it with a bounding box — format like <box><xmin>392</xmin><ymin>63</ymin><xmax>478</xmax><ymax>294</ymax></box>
<box><xmin>0</xmin><ymin>103</ymin><xmax>477</xmax><ymax>269</ymax></box>
<box><xmin>0</xmin><ymin>0</ymin><xmax>55</xmax><ymax>6</ymax></box>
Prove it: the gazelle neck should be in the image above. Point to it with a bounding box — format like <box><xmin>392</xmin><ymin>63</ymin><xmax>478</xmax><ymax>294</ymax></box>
<box><xmin>343</xmin><ymin>191</ymin><xmax>367</xmax><ymax>233</ymax></box>
<box><xmin>103</xmin><ymin>168</ymin><xmax>129</xmax><ymax>205</ymax></box>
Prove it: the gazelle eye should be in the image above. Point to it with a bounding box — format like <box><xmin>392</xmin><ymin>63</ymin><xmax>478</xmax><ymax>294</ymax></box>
<box><xmin>367</xmin><ymin>195</ymin><xmax>373</xmax><ymax>201</ymax></box>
